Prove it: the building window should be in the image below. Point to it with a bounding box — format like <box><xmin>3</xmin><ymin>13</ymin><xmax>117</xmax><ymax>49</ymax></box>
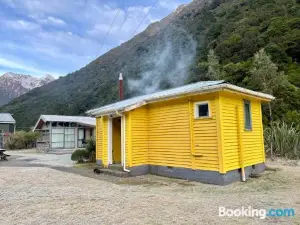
<box><xmin>194</xmin><ymin>101</ymin><xmax>210</xmax><ymax>118</ymax></box>
<box><xmin>244</xmin><ymin>100</ymin><xmax>252</xmax><ymax>130</ymax></box>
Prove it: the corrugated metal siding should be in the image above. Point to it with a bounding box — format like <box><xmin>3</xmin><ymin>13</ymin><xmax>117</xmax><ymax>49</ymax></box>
<box><xmin>220</xmin><ymin>92</ymin><xmax>265</xmax><ymax>172</ymax></box>
<box><xmin>130</xmin><ymin>107</ymin><xmax>149</xmax><ymax>166</ymax></box>
<box><xmin>96</xmin><ymin>118</ymin><xmax>102</xmax><ymax>161</ymax></box>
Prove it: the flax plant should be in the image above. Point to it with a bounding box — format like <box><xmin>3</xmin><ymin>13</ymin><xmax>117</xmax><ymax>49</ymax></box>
<box><xmin>265</xmin><ymin>122</ymin><xmax>300</xmax><ymax>159</ymax></box>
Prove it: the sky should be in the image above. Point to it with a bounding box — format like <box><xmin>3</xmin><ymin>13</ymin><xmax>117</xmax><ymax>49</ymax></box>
<box><xmin>0</xmin><ymin>0</ymin><xmax>191</xmax><ymax>78</ymax></box>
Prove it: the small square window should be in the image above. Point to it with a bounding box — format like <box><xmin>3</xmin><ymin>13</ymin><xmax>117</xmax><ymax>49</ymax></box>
<box><xmin>195</xmin><ymin>101</ymin><xmax>210</xmax><ymax>118</ymax></box>
<box><xmin>244</xmin><ymin>100</ymin><xmax>252</xmax><ymax>130</ymax></box>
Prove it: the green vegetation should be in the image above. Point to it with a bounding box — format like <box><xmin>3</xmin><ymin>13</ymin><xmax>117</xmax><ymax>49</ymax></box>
<box><xmin>86</xmin><ymin>137</ymin><xmax>96</xmax><ymax>162</ymax></box>
<box><xmin>193</xmin><ymin>0</ymin><xmax>300</xmax><ymax>126</ymax></box>
<box><xmin>265</xmin><ymin>122</ymin><xmax>300</xmax><ymax>159</ymax></box>
<box><xmin>71</xmin><ymin>138</ymin><xmax>96</xmax><ymax>163</ymax></box>
<box><xmin>71</xmin><ymin>149</ymin><xmax>89</xmax><ymax>163</ymax></box>
<box><xmin>0</xmin><ymin>0</ymin><xmax>299</xmax><ymax>136</ymax></box>
<box><xmin>4</xmin><ymin>131</ymin><xmax>40</xmax><ymax>150</ymax></box>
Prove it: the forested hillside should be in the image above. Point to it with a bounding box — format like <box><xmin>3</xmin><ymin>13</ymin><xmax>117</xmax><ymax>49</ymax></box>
<box><xmin>1</xmin><ymin>0</ymin><xmax>299</xmax><ymax>129</ymax></box>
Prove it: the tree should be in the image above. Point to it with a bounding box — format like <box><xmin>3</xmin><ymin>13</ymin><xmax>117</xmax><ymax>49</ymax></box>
<box><xmin>250</xmin><ymin>48</ymin><xmax>285</xmax><ymax>158</ymax></box>
<box><xmin>250</xmin><ymin>48</ymin><xmax>285</xmax><ymax>95</ymax></box>
<box><xmin>199</xmin><ymin>49</ymin><xmax>224</xmax><ymax>80</ymax></box>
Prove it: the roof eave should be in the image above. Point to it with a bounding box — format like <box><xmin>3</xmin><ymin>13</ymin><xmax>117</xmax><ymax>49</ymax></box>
<box><xmin>87</xmin><ymin>83</ymin><xmax>275</xmax><ymax>117</ymax></box>
<box><xmin>222</xmin><ymin>84</ymin><xmax>275</xmax><ymax>101</ymax></box>
<box><xmin>76</xmin><ymin>122</ymin><xmax>96</xmax><ymax>127</ymax></box>
<box><xmin>32</xmin><ymin>116</ymin><xmax>45</xmax><ymax>131</ymax></box>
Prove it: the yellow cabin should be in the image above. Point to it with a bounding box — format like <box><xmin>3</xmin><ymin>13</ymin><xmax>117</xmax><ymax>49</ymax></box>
<box><xmin>87</xmin><ymin>81</ymin><xmax>274</xmax><ymax>185</ymax></box>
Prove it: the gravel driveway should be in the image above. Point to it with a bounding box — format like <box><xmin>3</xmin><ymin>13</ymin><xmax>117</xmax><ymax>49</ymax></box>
<box><xmin>0</xmin><ymin>160</ymin><xmax>299</xmax><ymax>225</ymax></box>
<box><xmin>6</xmin><ymin>149</ymin><xmax>75</xmax><ymax>167</ymax></box>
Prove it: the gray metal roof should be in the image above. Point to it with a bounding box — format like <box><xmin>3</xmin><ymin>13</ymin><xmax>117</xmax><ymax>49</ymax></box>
<box><xmin>33</xmin><ymin>115</ymin><xmax>96</xmax><ymax>130</ymax></box>
<box><xmin>87</xmin><ymin>80</ymin><xmax>275</xmax><ymax>116</ymax></box>
<box><xmin>0</xmin><ymin>113</ymin><xmax>16</xmax><ymax>124</ymax></box>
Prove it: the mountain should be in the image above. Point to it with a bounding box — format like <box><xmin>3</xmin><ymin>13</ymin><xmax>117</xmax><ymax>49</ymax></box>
<box><xmin>0</xmin><ymin>72</ymin><xmax>55</xmax><ymax>106</ymax></box>
<box><xmin>0</xmin><ymin>0</ymin><xmax>299</xmax><ymax>129</ymax></box>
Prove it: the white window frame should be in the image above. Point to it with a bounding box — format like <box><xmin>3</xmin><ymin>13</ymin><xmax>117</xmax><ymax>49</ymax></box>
<box><xmin>243</xmin><ymin>99</ymin><xmax>252</xmax><ymax>131</ymax></box>
<box><xmin>194</xmin><ymin>101</ymin><xmax>210</xmax><ymax>119</ymax></box>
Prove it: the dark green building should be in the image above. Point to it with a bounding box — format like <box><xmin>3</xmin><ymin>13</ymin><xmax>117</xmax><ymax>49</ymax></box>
<box><xmin>0</xmin><ymin>113</ymin><xmax>16</xmax><ymax>148</ymax></box>
<box><xmin>0</xmin><ymin>113</ymin><xmax>16</xmax><ymax>133</ymax></box>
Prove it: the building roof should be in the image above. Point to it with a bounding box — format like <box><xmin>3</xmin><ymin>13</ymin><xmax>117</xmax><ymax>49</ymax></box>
<box><xmin>0</xmin><ymin>113</ymin><xmax>16</xmax><ymax>124</ymax></box>
<box><xmin>33</xmin><ymin>115</ymin><xmax>96</xmax><ymax>130</ymax></box>
<box><xmin>87</xmin><ymin>80</ymin><xmax>275</xmax><ymax>117</ymax></box>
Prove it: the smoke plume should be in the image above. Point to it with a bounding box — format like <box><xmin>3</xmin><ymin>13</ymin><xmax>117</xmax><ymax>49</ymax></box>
<box><xmin>128</xmin><ymin>27</ymin><xmax>197</xmax><ymax>95</ymax></box>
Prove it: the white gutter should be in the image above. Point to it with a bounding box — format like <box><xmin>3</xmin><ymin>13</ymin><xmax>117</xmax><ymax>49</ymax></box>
<box><xmin>115</xmin><ymin>111</ymin><xmax>130</xmax><ymax>172</ymax></box>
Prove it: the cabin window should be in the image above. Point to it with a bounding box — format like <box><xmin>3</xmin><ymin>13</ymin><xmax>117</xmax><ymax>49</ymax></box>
<box><xmin>194</xmin><ymin>101</ymin><xmax>210</xmax><ymax>118</ymax></box>
<box><xmin>244</xmin><ymin>100</ymin><xmax>252</xmax><ymax>130</ymax></box>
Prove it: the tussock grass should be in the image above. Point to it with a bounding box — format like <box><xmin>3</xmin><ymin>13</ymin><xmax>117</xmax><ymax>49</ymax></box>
<box><xmin>265</xmin><ymin>121</ymin><xmax>300</xmax><ymax>159</ymax></box>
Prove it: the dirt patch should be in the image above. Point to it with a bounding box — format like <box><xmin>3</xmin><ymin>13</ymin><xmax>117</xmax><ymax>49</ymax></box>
<box><xmin>115</xmin><ymin>175</ymin><xmax>197</xmax><ymax>187</ymax></box>
<box><xmin>267</xmin><ymin>157</ymin><xmax>300</xmax><ymax>167</ymax></box>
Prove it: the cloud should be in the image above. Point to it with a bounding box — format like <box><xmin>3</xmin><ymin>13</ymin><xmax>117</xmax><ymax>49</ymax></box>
<box><xmin>3</xmin><ymin>0</ymin><xmax>75</xmax><ymax>14</ymax></box>
<box><xmin>0</xmin><ymin>0</ymin><xmax>190</xmax><ymax>77</ymax></box>
<box><xmin>87</xmin><ymin>23</ymin><xmax>110</xmax><ymax>37</ymax></box>
<box><xmin>29</xmin><ymin>14</ymin><xmax>66</xmax><ymax>26</ymax></box>
<box><xmin>3</xmin><ymin>20</ymin><xmax>40</xmax><ymax>30</ymax></box>
<box><xmin>158</xmin><ymin>0</ymin><xmax>184</xmax><ymax>11</ymax></box>
<box><xmin>86</xmin><ymin>5</ymin><xmax>152</xmax><ymax>40</ymax></box>
<box><xmin>46</xmin><ymin>16</ymin><xmax>66</xmax><ymax>25</ymax></box>
<box><xmin>0</xmin><ymin>57</ymin><xmax>62</xmax><ymax>77</ymax></box>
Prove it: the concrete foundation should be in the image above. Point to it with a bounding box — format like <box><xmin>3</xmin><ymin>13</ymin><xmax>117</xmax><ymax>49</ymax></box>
<box><xmin>127</xmin><ymin>163</ymin><xmax>265</xmax><ymax>185</ymax></box>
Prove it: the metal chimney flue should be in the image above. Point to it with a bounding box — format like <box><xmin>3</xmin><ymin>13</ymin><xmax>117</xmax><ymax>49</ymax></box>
<box><xmin>119</xmin><ymin>73</ymin><xmax>123</xmax><ymax>100</ymax></box>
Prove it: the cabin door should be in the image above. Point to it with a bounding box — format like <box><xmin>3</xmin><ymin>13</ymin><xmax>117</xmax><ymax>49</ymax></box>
<box><xmin>112</xmin><ymin>117</ymin><xmax>122</xmax><ymax>164</ymax></box>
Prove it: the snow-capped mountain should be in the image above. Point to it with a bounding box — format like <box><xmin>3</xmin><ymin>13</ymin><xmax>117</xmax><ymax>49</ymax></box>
<box><xmin>0</xmin><ymin>72</ymin><xmax>55</xmax><ymax>106</ymax></box>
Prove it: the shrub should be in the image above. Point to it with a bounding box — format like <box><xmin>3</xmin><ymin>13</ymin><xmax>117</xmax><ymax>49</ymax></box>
<box><xmin>71</xmin><ymin>149</ymin><xmax>90</xmax><ymax>163</ymax></box>
<box><xmin>89</xmin><ymin>151</ymin><xmax>96</xmax><ymax>163</ymax></box>
<box><xmin>86</xmin><ymin>137</ymin><xmax>96</xmax><ymax>153</ymax></box>
<box><xmin>24</xmin><ymin>131</ymin><xmax>41</xmax><ymax>148</ymax></box>
<box><xmin>265</xmin><ymin>121</ymin><xmax>300</xmax><ymax>159</ymax></box>
<box><xmin>86</xmin><ymin>137</ymin><xmax>96</xmax><ymax>162</ymax></box>
<box><xmin>4</xmin><ymin>131</ymin><xmax>40</xmax><ymax>150</ymax></box>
